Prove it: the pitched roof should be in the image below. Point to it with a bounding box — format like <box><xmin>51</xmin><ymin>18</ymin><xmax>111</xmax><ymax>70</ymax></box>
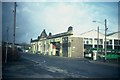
<box><xmin>79</xmin><ymin>29</ymin><xmax>105</xmax><ymax>38</ymax></box>
<box><xmin>39</xmin><ymin>29</ymin><xmax>47</xmax><ymax>38</ymax></box>
<box><xmin>50</xmin><ymin>32</ymin><xmax>73</xmax><ymax>38</ymax></box>
<box><xmin>31</xmin><ymin>26</ymin><xmax>74</xmax><ymax>42</ymax></box>
<box><xmin>31</xmin><ymin>38</ymin><xmax>39</xmax><ymax>42</ymax></box>
<box><xmin>107</xmin><ymin>31</ymin><xmax>120</xmax><ymax>36</ymax></box>
<box><xmin>107</xmin><ymin>31</ymin><xmax>120</xmax><ymax>39</ymax></box>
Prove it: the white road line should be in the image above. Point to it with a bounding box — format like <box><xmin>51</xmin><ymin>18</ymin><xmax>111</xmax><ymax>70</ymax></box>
<box><xmin>22</xmin><ymin>56</ymin><xmax>88</xmax><ymax>78</ymax></box>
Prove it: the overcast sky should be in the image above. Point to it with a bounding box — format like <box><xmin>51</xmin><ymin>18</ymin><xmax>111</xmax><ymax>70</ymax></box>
<box><xmin>2</xmin><ymin>1</ymin><xmax>119</xmax><ymax>44</ymax></box>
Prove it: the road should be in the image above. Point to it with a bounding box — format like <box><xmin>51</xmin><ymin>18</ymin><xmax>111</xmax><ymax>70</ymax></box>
<box><xmin>2</xmin><ymin>53</ymin><xmax>120</xmax><ymax>78</ymax></box>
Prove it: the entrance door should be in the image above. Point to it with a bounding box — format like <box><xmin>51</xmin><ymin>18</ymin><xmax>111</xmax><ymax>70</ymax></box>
<box><xmin>56</xmin><ymin>42</ymin><xmax>61</xmax><ymax>56</ymax></box>
<box><xmin>51</xmin><ymin>42</ymin><xmax>61</xmax><ymax>56</ymax></box>
<box><xmin>62</xmin><ymin>42</ymin><xmax>68</xmax><ymax>57</ymax></box>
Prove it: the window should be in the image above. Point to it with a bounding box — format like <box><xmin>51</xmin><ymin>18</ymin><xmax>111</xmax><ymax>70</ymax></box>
<box><xmin>84</xmin><ymin>38</ymin><xmax>88</xmax><ymax>44</ymax></box>
<box><xmin>119</xmin><ymin>40</ymin><xmax>120</xmax><ymax>45</ymax></box>
<box><xmin>106</xmin><ymin>42</ymin><xmax>109</xmax><ymax>45</ymax></box>
<box><xmin>100</xmin><ymin>39</ymin><xmax>103</xmax><ymax>44</ymax></box>
<box><xmin>89</xmin><ymin>38</ymin><xmax>92</xmax><ymax>44</ymax></box>
<box><xmin>94</xmin><ymin>38</ymin><xmax>97</xmax><ymax>44</ymax></box>
<box><xmin>84</xmin><ymin>38</ymin><xmax>88</xmax><ymax>40</ymax></box>
<box><xmin>86</xmin><ymin>41</ymin><xmax>89</xmax><ymax>44</ymax></box>
<box><xmin>109</xmin><ymin>40</ymin><xmax>112</xmax><ymax>44</ymax></box>
<box><xmin>114</xmin><ymin>40</ymin><xmax>118</xmax><ymax>45</ymax></box>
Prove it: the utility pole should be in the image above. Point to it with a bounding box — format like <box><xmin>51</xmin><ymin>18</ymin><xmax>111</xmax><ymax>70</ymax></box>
<box><xmin>5</xmin><ymin>26</ymin><xmax>9</xmax><ymax>63</ymax></box>
<box><xmin>93</xmin><ymin>19</ymin><xmax>108</xmax><ymax>61</ymax></box>
<box><xmin>97</xmin><ymin>26</ymin><xmax>99</xmax><ymax>55</ymax></box>
<box><xmin>13</xmin><ymin>2</ymin><xmax>17</xmax><ymax>54</ymax></box>
<box><xmin>104</xmin><ymin>19</ymin><xmax>108</xmax><ymax>61</ymax></box>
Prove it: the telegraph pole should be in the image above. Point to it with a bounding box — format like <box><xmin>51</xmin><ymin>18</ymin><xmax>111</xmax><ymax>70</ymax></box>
<box><xmin>5</xmin><ymin>26</ymin><xmax>9</xmax><ymax>63</ymax></box>
<box><xmin>13</xmin><ymin>2</ymin><xmax>17</xmax><ymax>54</ymax></box>
<box><xmin>93</xmin><ymin>19</ymin><xmax>108</xmax><ymax>61</ymax></box>
<box><xmin>104</xmin><ymin>19</ymin><xmax>108</xmax><ymax>61</ymax></box>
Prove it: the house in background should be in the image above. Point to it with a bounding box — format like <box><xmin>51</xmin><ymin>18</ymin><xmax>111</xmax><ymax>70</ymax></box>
<box><xmin>30</xmin><ymin>26</ymin><xmax>84</xmax><ymax>58</ymax></box>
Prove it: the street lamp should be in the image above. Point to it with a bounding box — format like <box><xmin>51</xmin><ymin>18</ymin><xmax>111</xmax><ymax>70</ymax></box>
<box><xmin>92</xmin><ymin>19</ymin><xmax>108</xmax><ymax>61</ymax></box>
<box><xmin>92</xmin><ymin>21</ymin><xmax>99</xmax><ymax>59</ymax></box>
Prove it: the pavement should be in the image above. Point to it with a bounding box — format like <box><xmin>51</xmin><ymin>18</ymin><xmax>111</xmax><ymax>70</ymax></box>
<box><xmin>88</xmin><ymin>60</ymin><xmax>120</xmax><ymax>68</ymax></box>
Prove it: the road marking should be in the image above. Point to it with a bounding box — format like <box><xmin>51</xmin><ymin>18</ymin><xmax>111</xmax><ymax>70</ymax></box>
<box><xmin>46</xmin><ymin>66</ymin><xmax>68</xmax><ymax>73</ymax></box>
<box><xmin>22</xmin><ymin>56</ymin><xmax>88</xmax><ymax>78</ymax></box>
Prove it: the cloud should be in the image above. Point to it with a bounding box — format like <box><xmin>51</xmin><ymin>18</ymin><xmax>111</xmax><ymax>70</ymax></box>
<box><xmin>3</xmin><ymin>2</ymin><xmax>118</xmax><ymax>43</ymax></box>
<box><xmin>37</xmin><ymin>3</ymin><xmax>94</xmax><ymax>34</ymax></box>
<box><xmin>18</xmin><ymin>2</ymin><xmax>118</xmax><ymax>39</ymax></box>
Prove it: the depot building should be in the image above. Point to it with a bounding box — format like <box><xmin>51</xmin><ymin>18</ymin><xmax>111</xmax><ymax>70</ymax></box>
<box><xmin>79</xmin><ymin>29</ymin><xmax>120</xmax><ymax>50</ymax></box>
<box><xmin>30</xmin><ymin>26</ymin><xmax>84</xmax><ymax>58</ymax></box>
<box><xmin>30</xmin><ymin>26</ymin><xmax>120</xmax><ymax>58</ymax></box>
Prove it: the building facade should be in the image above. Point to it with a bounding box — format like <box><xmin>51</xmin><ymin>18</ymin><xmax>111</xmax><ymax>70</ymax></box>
<box><xmin>79</xmin><ymin>30</ymin><xmax>120</xmax><ymax>50</ymax></box>
<box><xmin>30</xmin><ymin>26</ymin><xmax>84</xmax><ymax>58</ymax></box>
<box><xmin>30</xmin><ymin>26</ymin><xmax>120</xmax><ymax>58</ymax></box>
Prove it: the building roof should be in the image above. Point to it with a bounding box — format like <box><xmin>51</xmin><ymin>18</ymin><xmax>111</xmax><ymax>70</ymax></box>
<box><xmin>48</xmin><ymin>26</ymin><xmax>73</xmax><ymax>38</ymax></box>
<box><xmin>79</xmin><ymin>29</ymin><xmax>105</xmax><ymax>38</ymax></box>
<box><xmin>39</xmin><ymin>29</ymin><xmax>47</xmax><ymax>39</ymax></box>
<box><xmin>107</xmin><ymin>32</ymin><xmax>118</xmax><ymax>36</ymax></box>
<box><xmin>107</xmin><ymin>31</ymin><xmax>120</xmax><ymax>39</ymax></box>
<box><xmin>49</xmin><ymin>32</ymin><xmax>73</xmax><ymax>38</ymax></box>
<box><xmin>31</xmin><ymin>26</ymin><xmax>73</xmax><ymax>42</ymax></box>
<box><xmin>31</xmin><ymin>39</ymin><xmax>39</xmax><ymax>42</ymax></box>
<box><xmin>79</xmin><ymin>29</ymin><xmax>120</xmax><ymax>39</ymax></box>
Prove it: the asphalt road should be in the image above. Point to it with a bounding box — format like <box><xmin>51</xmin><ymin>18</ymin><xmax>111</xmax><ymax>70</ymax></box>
<box><xmin>2</xmin><ymin>53</ymin><xmax>120</xmax><ymax>78</ymax></box>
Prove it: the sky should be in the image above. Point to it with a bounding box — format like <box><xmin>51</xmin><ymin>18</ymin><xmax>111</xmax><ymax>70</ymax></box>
<box><xmin>2</xmin><ymin>1</ymin><xmax>119</xmax><ymax>44</ymax></box>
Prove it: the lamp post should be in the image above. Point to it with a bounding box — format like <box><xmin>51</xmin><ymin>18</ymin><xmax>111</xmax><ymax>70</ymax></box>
<box><xmin>92</xmin><ymin>19</ymin><xmax>108</xmax><ymax>61</ymax></box>
<box><xmin>92</xmin><ymin>21</ymin><xmax>99</xmax><ymax>55</ymax></box>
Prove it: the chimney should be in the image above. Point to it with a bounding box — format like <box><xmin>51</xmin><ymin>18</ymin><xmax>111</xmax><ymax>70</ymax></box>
<box><xmin>67</xmin><ymin>26</ymin><xmax>73</xmax><ymax>32</ymax></box>
<box><xmin>49</xmin><ymin>32</ymin><xmax>52</xmax><ymax>36</ymax></box>
<box><xmin>31</xmin><ymin>38</ymin><xmax>32</xmax><ymax>42</ymax></box>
